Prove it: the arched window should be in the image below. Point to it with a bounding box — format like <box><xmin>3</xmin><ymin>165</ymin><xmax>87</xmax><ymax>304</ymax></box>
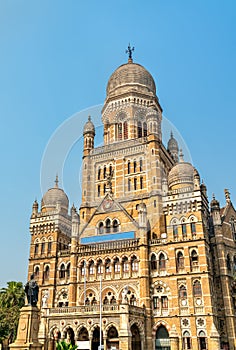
<box><xmin>109</xmin><ymin>165</ymin><xmax>112</xmax><ymax>175</ymax></box>
<box><xmin>139</xmin><ymin>158</ymin><xmax>143</xmax><ymax>171</ymax></box>
<box><xmin>127</xmin><ymin>161</ymin><xmax>131</xmax><ymax>174</ymax></box>
<box><xmin>66</xmin><ymin>263</ymin><xmax>70</xmax><ymax>278</ymax></box>
<box><xmin>89</xmin><ymin>261</ymin><xmax>95</xmax><ymax>275</ymax></box>
<box><xmin>97</xmin><ymin>185</ymin><xmax>101</xmax><ymax>197</ymax></box>
<box><xmin>193</xmin><ymin>280</ymin><xmax>202</xmax><ymax>297</ymax></box>
<box><xmin>105</xmin><ymin>219</ymin><xmax>111</xmax><ymax>233</ymax></box>
<box><xmin>227</xmin><ymin>254</ymin><xmax>231</xmax><ymax>271</ymax></box>
<box><xmin>151</xmin><ymin>254</ymin><xmax>157</xmax><ymax>270</ymax></box>
<box><xmin>133</xmin><ymin>160</ymin><xmax>137</xmax><ymax>173</ymax></box>
<box><xmin>137</xmin><ymin>121</ymin><xmax>142</xmax><ymax>138</ymax></box>
<box><xmin>34</xmin><ymin>243</ymin><xmax>39</xmax><ymax>255</ymax></box>
<box><xmin>114</xmin><ymin>258</ymin><xmax>120</xmax><ymax>273</ymax></box>
<box><xmin>103</xmin><ymin>166</ymin><xmax>106</xmax><ymax>179</ymax></box>
<box><xmin>161</xmin><ymin>296</ymin><xmax>168</xmax><ymax>310</ymax></box>
<box><xmin>143</xmin><ymin>122</ymin><xmax>147</xmax><ymax>137</ymax></box>
<box><xmin>140</xmin><ymin>177</ymin><xmax>143</xmax><ymax>189</ymax></box>
<box><xmin>190</xmin><ymin>250</ymin><xmax>198</xmax><ymax>271</ymax></box>
<box><xmin>122</xmin><ymin>257</ymin><xmax>129</xmax><ymax>272</ymax></box>
<box><xmin>41</xmin><ymin>242</ymin><xmax>45</xmax><ymax>254</ymax></box>
<box><xmin>34</xmin><ymin>266</ymin><xmax>40</xmax><ymax>280</ymax></box>
<box><xmin>123</xmin><ymin>121</ymin><xmax>128</xmax><ymax>139</ymax></box>
<box><xmin>48</xmin><ymin>241</ymin><xmax>52</xmax><ymax>254</ymax></box>
<box><xmin>103</xmin><ymin>183</ymin><xmax>106</xmax><ymax>194</ymax></box>
<box><xmin>179</xmin><ymin>285</ymin><xmax>187</xmax><ymax>299</ymax></box>
<box><xmin>173</xmin><ymin>225</ymin><xmax>178</xmax><ymax>239</ymax></box>
<box><xmin>105</xmin><ymin>259</ymin><xmax>111</xmax><ymax>274</ymax></box>
<box><xmin>159</xmin><ymin>253</ymin><xmax>166</xmax><ymax>271</ymax></box>
<box><xmin>98</xmin><ymin>222</ymin><xmax>104</xmax><ymax>234</ymax></box>
<box><xmin>130</xmin><ymin>295</ymin><xmax>137</xmax><ymax>305</ymax></box>
<box><xmin>103</xmin><ymin>296</ymin><xmax>109</xmax><ymax>305</ymax></box>
<box><xmin>131</xmin><ymin>256</ymin><xmax>139</xmax><ymax>271</ymax></box>
<box><xmin>113</xmin><ymin>219</ymin><xmax>119</xmax><ymax>233</ymax></box>
<box><xmin>98</xmin><ymin>168</ymin><xmax>101</xmax><ymax>180</ymax></box>
<box><xmin>134</xmin><ymin>178</ymin><xmax>137</xmax><ymax>190</ymax></box>
<box><xmin>81</xmin><ymin>261</ymin><xmax>86</xmax><ymax>276</ymax></box>
<box><xmin>183</xmin><ymin>330</ymin><xmax>192</xmax><ymax>350</ymax></box>
<box><xmin>44</xmin><ymin>265</ymin><xmax>50</xmax><ymax>282</ymax></box>
<box><xmin>97</xmin><ymin>260</ymin><xmax>103</xmax><ymax>274</ymax></box>
<box><xmin>118</xmin><ymin>123</ymin><xmax>122</xmax><ymax>140</ymax></box>
<box><xmin>59</xmin><ymin>264</ymin><xmax>66</xmax><ymax>279</ymax></box>
<box><xmin>176</xmin><ymin>251</ymin><xmax>184</xmax><ymax>271</ymax></box>
<box><xmin>198</xmin><ymin>330</ymin><xmax>207</xmax><ymax>350</ymax></box>
<box><xmin>190</xmin><ymin>222</ymin><xmax>196</xmax><ymax>235</ymax></box>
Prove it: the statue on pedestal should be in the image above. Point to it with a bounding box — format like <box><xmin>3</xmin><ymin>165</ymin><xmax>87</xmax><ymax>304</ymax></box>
<box><xmin>24</xmin><ymin>274</ymin><xmax>39</xmax><ymax>307</ymax></box>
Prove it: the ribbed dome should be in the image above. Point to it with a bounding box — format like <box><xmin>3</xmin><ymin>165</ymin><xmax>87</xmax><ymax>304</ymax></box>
<box><xmin>106</xmin><ymin>60</ymin><xmax>156</xmax><ymax>99</ymax></box>
<box><xmin>83</xmin><ymin>116</ymin><xmax>95</xmax><ymax>135</ymax></box>
<box><xmin>42</xmin><ymin>177</ymin><xmax>69</xmax><ymax>212</ymax></box>
<box><xmin>168</xmin><ymin>155</ymin><xmax>194</xmax><ymax>190</ymax></box>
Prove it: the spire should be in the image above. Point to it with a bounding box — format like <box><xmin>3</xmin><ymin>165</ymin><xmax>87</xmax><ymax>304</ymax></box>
<box><xmin>126</xmin><ymin>43</ymin><xmax>134</xmax><ymax>63</ymax></box>
<box><xmin>170</xmin><ymin>130</ymin><xmax>173</xmax><ymax>138</ymax></box>
<box><xmin>224</xmin><ymin>189</ymin><xmax>231</xmax><ymax>203</ymax></box>
<box><xmin>54</xmin><ymin>175</ymin><xmax>59</xmax><ymax>188</ymax></box>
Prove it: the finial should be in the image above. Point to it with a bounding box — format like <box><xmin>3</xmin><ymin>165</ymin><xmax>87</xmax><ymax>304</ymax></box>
<box><xmin>179</xmin><ymin>149</ymin><xmax>184</xmax><ymax>162</ymax></box>
<box><xmin>224</xmin><ymin>188</ymin><xmax>231</xmax><ymax>203</ymax></box>
<box><xmin>126</xmin><ymin>43</ymin><xmax>134</xmax><ymax>63</ymax></box>
<box><xmin>212</xmin><ymin>193</ymin><xmax>215</xmax><ymax>200</ymax></box>
<box><xmin>88</xmin><ymin>115</ymin><xmax>91</xmax><ymax>121</ymax></box>
<box><xmin>170</xmin><ymin>131</ymin><xmax>173</xmax><ymax>138</ymax></box>
<box><xmin>55</xmin><ymin>174</ymin><xmax>59</xmax><ymax>188</ymax></box>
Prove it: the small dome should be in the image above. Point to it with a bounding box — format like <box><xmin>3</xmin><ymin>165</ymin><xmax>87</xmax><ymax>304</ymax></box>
<box><xmin>42</xmin><ymin>176</ymin><xmax>69</xmax><ymax>212</ymax></box>
<box><xmin>168</xmin><ymin>153</ymin><xmax>194</xmax><ymax>190</ymax></box>
<box><xmin>83</xmin><ymin>116</ymin><xmax>95</xmax><ymax>135</ymax></box>
<box><xmin>167</xmin><ymin>132</ymin><xmax>179</xmax><ymax>153</ymax></box>
<box><xmin>106</xmin><ymin>60</ymin><xmax>156</xmax><ymax>99</ymax></box>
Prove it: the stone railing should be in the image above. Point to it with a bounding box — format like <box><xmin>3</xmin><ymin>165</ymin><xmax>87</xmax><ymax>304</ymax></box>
<box><xmin>49</xmin><ymin>304</ymin><xmax>144</xmax><ymax>316</ymax></box>
<box><xmin>77</xmin><ymin>239</ymin><xmax>139</xmax><ymax>254</ymax></box>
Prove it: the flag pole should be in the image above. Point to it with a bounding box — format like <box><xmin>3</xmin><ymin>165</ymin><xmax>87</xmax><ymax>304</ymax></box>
<box><xmin>100</xmin><ymin>275</ymin><xmax>102</xmax><ymax>349</ymax></box>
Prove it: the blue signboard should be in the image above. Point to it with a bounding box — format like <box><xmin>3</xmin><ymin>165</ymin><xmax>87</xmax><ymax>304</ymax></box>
<box><xmin>81</xmin><ymin>231</ymin><xmax>135</xmax><ymax>244</ymax></box>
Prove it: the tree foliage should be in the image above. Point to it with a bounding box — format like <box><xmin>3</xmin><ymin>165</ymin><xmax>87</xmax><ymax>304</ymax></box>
<box><xmin>56</xmin><ymin>341</ymin><xmax>77</xmax><ymax>350</ymax></box>
<box><xmin>0</xmin><ymin>281</ymin><xmax>25</xmax><ymax>344</ymax></box>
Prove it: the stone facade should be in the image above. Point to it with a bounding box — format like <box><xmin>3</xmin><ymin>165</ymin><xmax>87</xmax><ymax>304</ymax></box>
<box><xmin>26</xmin><ymin>57</ymin><xmax>236</xmax><ymax>350</ymax></box>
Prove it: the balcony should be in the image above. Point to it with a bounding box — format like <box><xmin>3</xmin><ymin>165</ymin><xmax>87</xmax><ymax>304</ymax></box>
<box><xmin>77</xmin><ymin>239</ymin><xmax>139</xmax><ymax>254</ymax></box>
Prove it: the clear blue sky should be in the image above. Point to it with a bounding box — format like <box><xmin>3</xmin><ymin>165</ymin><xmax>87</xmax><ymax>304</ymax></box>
<box><xmin>0</xmin><ymin>1</ymin><xmax>235</xmax><ymax>287</ymax></box>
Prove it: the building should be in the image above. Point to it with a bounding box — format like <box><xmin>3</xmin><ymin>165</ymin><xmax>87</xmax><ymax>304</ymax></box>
<box><xmin>27</xmin><ymin>52</ymin><xmax>236</xmax><ymax>350</ymax></box>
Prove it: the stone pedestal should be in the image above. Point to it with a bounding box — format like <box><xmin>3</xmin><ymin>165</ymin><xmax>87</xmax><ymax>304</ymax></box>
<box><xmin>10</xmin><ymin>305</ymin><xmax>42</xmax><ymax>350</ymax></box>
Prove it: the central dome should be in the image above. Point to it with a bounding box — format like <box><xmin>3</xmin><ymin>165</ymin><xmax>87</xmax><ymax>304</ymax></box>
<box><xmin>106</xmin><ymin>60</ymin><xmax>156</xmax><ymax>99</ymax></box>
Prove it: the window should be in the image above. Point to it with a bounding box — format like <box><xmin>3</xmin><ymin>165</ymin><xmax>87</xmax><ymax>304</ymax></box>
<box><xmin>124</xmin><ymin>121</ymin><xmax>128</xmax><ymax>139</ymax></box>
<box><xmin>179</xmin><ymin>285</ymin><xmax>187</xmax><ymax>299</ymax></box>
<box><xmin>98</xmin><ymin>168</ymin><xmax>101</xmax><ymax>180</ymax></box>
<box><xmin>123</xmin><ymin>257</ymin><xmax>129</xmax><ymax>272</ymax></box>
<box><xmin>140</xmin><ymin>177</ymin><xmax>143</xmax><ymax>189</ymax></box>
<box><xmin>109</xmin><ymin>165</ymin><xmax>112</xmax><ymax>175</ymax></box>
<box><xmin>41</xmin><ymin>242</ymin><xmax>45</xmax><ymax>254</ymax></box>
<box><xmin>34</xmin><ymin>266</ymin><xmax>39</xmax><ymax>279</ymax></box>
<box><xmin>130</xmin><ymin>295</ymin><xmax>137</xmax><ymax>305</ymax></box>
<box><xmin>66</xmin><ymin>263</ymin><xmax>70</xmax><ymax>278</ymax></box>
<box><xmin>59</xmin><ymin>264</ymin><xmax>66</xmax><ymax>279</ymax></box>
<box><xmin>128</xmin><ymin>161</ymin><xmax>131</xmax><ymax>174</ymax></box>
<box><xmin>118</xmin><ymin>123</ymin><xmax>122</xmax><ymax>140</ymax></box>
<box><xmin>138</xmin><ymin>121</ymin><xmax>142</xmax><ymax>138</ymax></box>
<box><xmin>151</xmin><ymin>254</ymin><xmax>157</xmax><ymax>270</ymax></box>
<box><xmin>105</xmin><ymin>259</ymin><xmax>111</xmax><ymax>273</ymax></box>
<box><xmin>182</xmin><ymin>224</ymin><xmax>187</xmax><ymax>238</ymax></box>
<box><xmin>89</xmin><ymin>261</ymin><xmax>95</xmax><ymax>275</ymax></box>
<box><xmin>193</xmin><ymin>280</ymin><xmax>202</xmax><ymax>297</ymax></box>
<box><xmin>177</xmin><ymin>251</ymin><xmax>184</xmax><ymax>271</ymax></box>
<box><xmin>173</xmin><ymin>225</ymin><xmax>178</xmax><ymax>239</ymax></box>
<box><xmin>81</xmin><ymin>261</ymin><xmax>86</xmax><ymax>276</ymax></box>
<box><xmin>48</xmin><ymin>241</ymin><xmax>52</xmax><ymax>254</ymax></box>
<box><xmin>103</xmin><ymin>183</ymin><xmax>106</xmax><ymax>194</ymax></box>
<box><xmin>97</xmin><ymin>185</ymin><xmax>101</xmax><ymax>197</ymax></box>
<box><xmin>153</xmin><ymin>296</ymin><xmax>159</xmax><ymax>309</ymax></box>
<box><xmin>183</xmin><ymin>331</ymin><xmax>192</xmax><ymax>350</ymax></box>
<box><xmin>190</xmin><ymin>250</ymin><xmax>198</xmax><ymax>270</ymax></box>
<box><xmin>98</xmin><ymin>222</ymin><xmax>104</xmax><ymax>234</ymax></box>
<box><xmin>97</xmin><ymin>260</ymin><xmax>103</xmax><ymax>274</ymax></box>
<box><xmin>113</xmin><ymin>219</ymin><xmax>119</xmax><ymax>233</ymax></box>
<box><xmin>133</xmin><ymin>160</ymin><xmax>137</xmax><ymax>173</ymax></box>
<box><xmin>114</xmin><ymin>258</ymin><xmax>120</xmax><ymax>273</ymax></box>
<box><xmin>227</xmin><ymin>254</ymin><xmax>231</xmax><ymax>271</ymax></box>
<box><xmin>143</xmin><ymin>122</ymin><xmax>147</xmax><ymax>137</ymax></box>
<box><xmin>34</xmin><ymin>243</ymin><xmax>39</xmax><ymax>255</ymax></box>
<box><xmin>198</xmin><ymin>330</ymin><xmax>207</xmax><ymax>350</ymax></box>
<box><xmin>131</xmin><ymin>256</ymin><xmax>138</xmax><ymax>271</ymax></box>
<box><xmin>103</xmin><ymin>166</ymin><xmax>106</xmax><ymax>179</ymax></box>
<box><xmin>190</xmin><ymin>222</ymin><xmax>196</xmax><ymax>235</ymax></box>
<box><xmin>105</xmin><ymin>219</ymin><xmax>111</xmax><ymax>233</ymax></box>
<box><xmin>161</xmin><ymin>296</ymin><xmax>168</xmax><ymax>310</ymax></box>
<box><xmin>44</xmin><ymin>266</ymin><xmax>50</xmax><ymax>282</ymax></box>
<box><xmin>140</xmin><ymin>159</ymin><xmax>143</xmax><ymax>171</ymax></box>
<box><xmin>128</xmin><ymin>179</ymin><xmax>131</xmax><ymax>191</ymax></box>
<box><xmin>134</xmin><ymin>178</ymin><xmax>137</xmax><ymax>190</ymax></box>
<box><xmin>159</xmin><ymin>253</ymin><xmax>166</xmax><ymax>271</ymax></box>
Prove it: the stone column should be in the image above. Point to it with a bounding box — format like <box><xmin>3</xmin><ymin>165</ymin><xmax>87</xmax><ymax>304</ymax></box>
<box><xmin>119</xmin><ymin>304</ymin><xmax>130</xmax><ymax>350</ymax></box>
<box><xmin>169</xmin><ymin>325</ymin><xmax>179</xmax><ymax>350</ymax></box>
<box><xmin>10</xmin><ymin>305</ymin><xmax>42</xmax><ymax>350</ymax></box>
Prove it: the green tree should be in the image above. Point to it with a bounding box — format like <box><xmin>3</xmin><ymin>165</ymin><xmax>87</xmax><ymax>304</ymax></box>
<box><xmin>56</xmin><ymin>341</ymin><xmax>77</xmax><ymax>350</ymax></box>
<box><xmin>0</xmin><ymin>281</ymin><xmax>25</xmax><ymax>345</ymax></box>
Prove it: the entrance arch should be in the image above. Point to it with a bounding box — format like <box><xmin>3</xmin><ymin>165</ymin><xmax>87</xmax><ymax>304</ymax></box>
<box><xmin>131</xmin><ymin>324</ymin><xmax>141</xmax><ymax>350</ymax></box>
<box><xmin>155</xmin><ymin>326</ymin><xmax>170</xmax><ymax>350</ymax></box>
<box><xmin>106</xmin><ymin>326</ymin><xmax>119</xmax><ymax>350</ymax></box>
<box><xmin>92</xmin><ymin>327</ymin><xmax>103</xmax><ymax>350</ymax></box>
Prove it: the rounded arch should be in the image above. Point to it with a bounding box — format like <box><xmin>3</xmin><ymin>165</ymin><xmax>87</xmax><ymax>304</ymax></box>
<box><xmin>49</xmin><ymin>325</ymin><xmax>61</xmax><ymax>339</ymax></box>
<box><xmin>170</xmin><ymin>217</ymin><xmax>179</xmax><ymax>225</ymax></box>
<box><xmin>76</xmin><ymin>326</ymin><xmax>89</xmax><ymax>341</ymax></box>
